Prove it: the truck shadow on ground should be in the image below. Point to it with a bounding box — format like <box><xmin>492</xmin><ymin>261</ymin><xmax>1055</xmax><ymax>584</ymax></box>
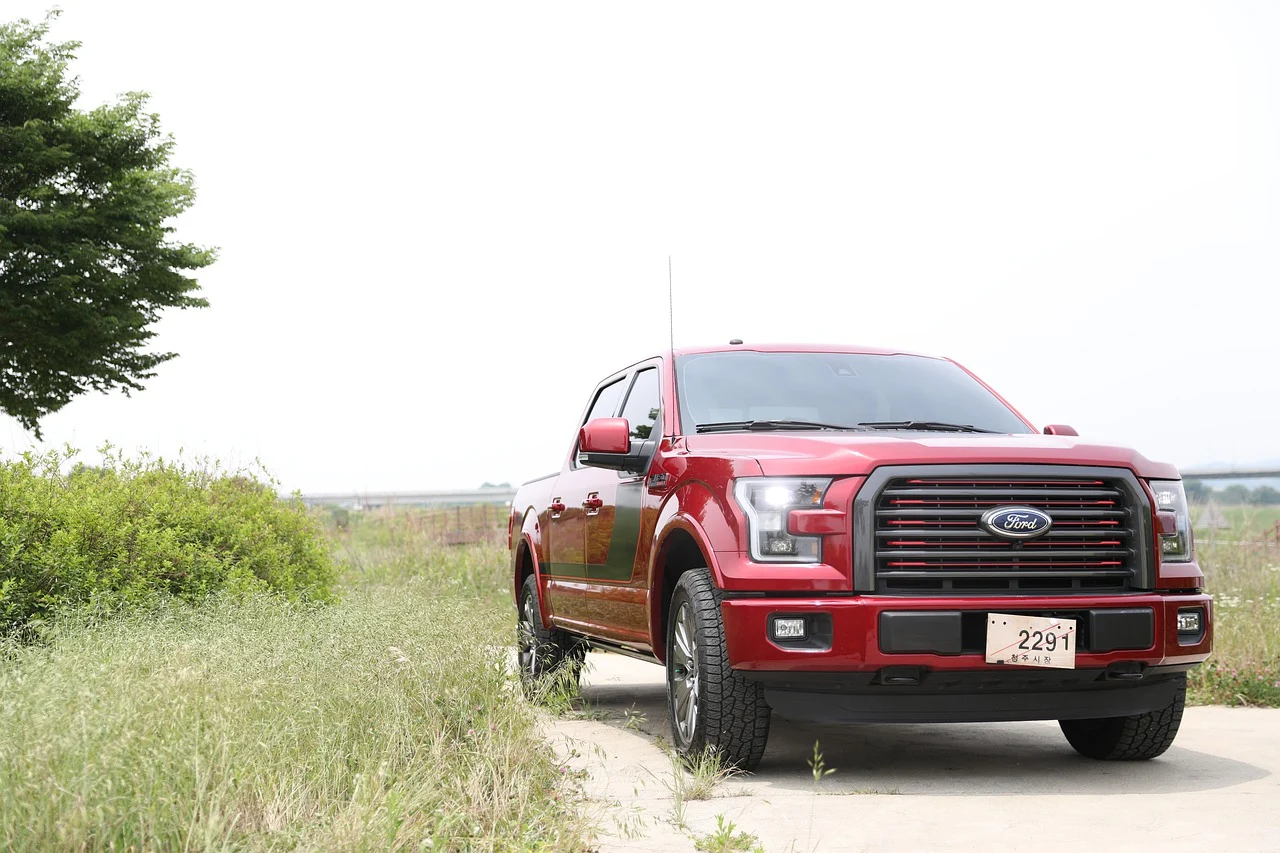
<box><xmin>578</xmin><ymin>671</ymin><xmax>1269</xmax><ymax>797</ymax></box>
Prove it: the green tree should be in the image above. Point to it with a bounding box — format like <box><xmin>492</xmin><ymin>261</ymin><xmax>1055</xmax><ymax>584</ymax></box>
<box><xmin>0</xmin><ymin>13</ymin><xmax>214</xmax><ymax>437</ymax></box>
<box><xmin>1250</xmin><ymin>485</ymin><xmax>1280</xmax><ymax>506</ymax></box>
<box><xmin>1221</xmin><ymin>484</ymin><xmax>1253</xmax><ymax>506</ymax></box>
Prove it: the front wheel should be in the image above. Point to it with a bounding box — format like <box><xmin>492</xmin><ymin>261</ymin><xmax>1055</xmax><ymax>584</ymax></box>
<box><xmin>666</xmin><ymin>568</ymin><xmax>771</xmax><ymax>770</ymax></box>
<box><xmin>1059</xmin><ymin>676</ymin><xmax>1186</xmax><ymax>760</ymax></box>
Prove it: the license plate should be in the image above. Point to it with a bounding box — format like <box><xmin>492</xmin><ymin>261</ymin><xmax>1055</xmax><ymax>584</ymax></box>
<box><xmin>985</xmin><ymin>613</ymin><xmax>1077</xmax><ymax>669</ymax></box>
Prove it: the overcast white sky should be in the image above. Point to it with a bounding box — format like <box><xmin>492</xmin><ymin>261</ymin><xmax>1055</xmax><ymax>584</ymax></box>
<box><xmin>3</xmin><ymin>1</ymin><xmax>1279</xmax><ymax>492</ymax></box>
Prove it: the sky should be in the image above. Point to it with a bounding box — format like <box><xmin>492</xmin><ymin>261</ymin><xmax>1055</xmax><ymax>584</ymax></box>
<box><xmin>3</xmin><ymin>1</ymin><xmax>1279</xmax><ymax>493</ymax></box>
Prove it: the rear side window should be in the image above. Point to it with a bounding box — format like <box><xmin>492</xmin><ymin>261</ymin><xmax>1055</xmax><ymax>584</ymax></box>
<box><xmin>619</xmin><ymin>368</ymin><xmax>661</xmax><ymax>440</ymax></box>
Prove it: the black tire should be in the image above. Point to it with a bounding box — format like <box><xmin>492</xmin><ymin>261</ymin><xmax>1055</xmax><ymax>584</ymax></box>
<box><xmin>666</xmin><ymin>567</ymin><xmax>771</xmax><ymax>771</ymax></box>
<box><xmin>1058</xmin><ymin>676</ymin><xmax>1187</xmax><ymax>760</ymax></box>
<box><xmin>517</xmin><ymin>575</ymin><xmax>583</xmax><ymax>699</ymax></box>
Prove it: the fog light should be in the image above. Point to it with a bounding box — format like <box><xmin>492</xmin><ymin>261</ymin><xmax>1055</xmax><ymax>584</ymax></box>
<box><xmin>1177</xmin><ymin>609</ymin><xmax>1202</xmax><ymax>634</ymax></box>
<box><xmin>772</xmin><ymin>617</ymin><xmax>806</xmax><ymax>640</ymax></box>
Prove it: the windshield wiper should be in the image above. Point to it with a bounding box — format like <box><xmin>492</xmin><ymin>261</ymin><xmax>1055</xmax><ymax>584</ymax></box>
<box><xmin>696</xmin><ymin>419</ymin><xmax>861</xmax><ymax>434</ymax></box>
<box><xmin>857</xmin><ymin>420</ymin><xmax>999</xmax><ymax>434</ymax></box>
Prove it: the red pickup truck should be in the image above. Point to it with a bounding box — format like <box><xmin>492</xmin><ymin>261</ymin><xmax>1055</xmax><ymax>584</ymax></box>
<box><xmin>509</xmin><ymin>343</ymin><xmax>1212</xmax><ymax>770</ymax></box>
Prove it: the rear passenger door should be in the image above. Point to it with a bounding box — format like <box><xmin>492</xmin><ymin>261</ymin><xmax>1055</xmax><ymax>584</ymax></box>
<box><xmin>543</xmin><ymin>375</ymin><xmax>628</xmax><ymax>628</ymax></box>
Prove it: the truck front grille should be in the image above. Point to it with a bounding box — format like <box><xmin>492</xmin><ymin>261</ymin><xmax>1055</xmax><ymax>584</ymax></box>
<box><xmin>873</xmin><ymin>476</ymin><xmax>1140</xmax><ymax>595</ymax></box>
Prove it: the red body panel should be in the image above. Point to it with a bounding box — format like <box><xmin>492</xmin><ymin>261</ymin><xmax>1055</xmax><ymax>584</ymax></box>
<box><xmin>509</xmin><ymin>343</ymin><xmax>1212</xmax><ymax>677</ymax></box>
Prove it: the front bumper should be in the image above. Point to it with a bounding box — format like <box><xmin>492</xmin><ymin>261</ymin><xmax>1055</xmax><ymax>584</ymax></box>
<box><xmin>721</xmin><ymin>592</ymin><xmax>1213</xmax><ymax>672</ymax></box>
<box><xmin>722</xmin><ymin>593</ymin><xmax>1210</xmax><ymax>723</ymax></box>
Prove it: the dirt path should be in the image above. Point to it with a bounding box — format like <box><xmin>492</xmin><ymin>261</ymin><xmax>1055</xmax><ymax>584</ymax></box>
<box><xmin>546</xmin><ymin>652</ymin><xmax>1280</xmax><ymax>852</ymax></box>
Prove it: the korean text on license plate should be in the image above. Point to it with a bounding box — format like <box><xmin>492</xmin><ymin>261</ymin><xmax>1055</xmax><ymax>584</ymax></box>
<box><xmin>985</xmin><ymin>613</ymin><xmax>1077</xmax><ymax>669</ymax></box>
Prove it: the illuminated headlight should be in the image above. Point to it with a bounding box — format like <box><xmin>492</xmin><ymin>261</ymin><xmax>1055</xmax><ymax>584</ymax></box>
<box><xmin>1149</xmin><ymin>479</ymin><xmax>1193</xmax><ymax>563</ymax></box>
<box><xmin>734</xmin><ymin>477</ymin><xmax>832</xmax><ymax>563</ymax></box>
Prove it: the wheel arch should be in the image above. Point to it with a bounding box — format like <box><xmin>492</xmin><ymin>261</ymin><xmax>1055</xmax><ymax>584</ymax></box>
<box><xmin>649</xmin><ymin>518</ymin><xmax>718</xmax><ymax>664</ymax></box>
<box><xmin>514</xmin><ymin>508</ymin><xmax>550</xmax><ymax>624</ymax></box>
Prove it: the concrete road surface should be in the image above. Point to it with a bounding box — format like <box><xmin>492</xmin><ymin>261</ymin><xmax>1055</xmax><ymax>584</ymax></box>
<box><xmin>545</xmin><ymin>651</ymin><xmax>1280</xmax><ymax>853</ymax></box>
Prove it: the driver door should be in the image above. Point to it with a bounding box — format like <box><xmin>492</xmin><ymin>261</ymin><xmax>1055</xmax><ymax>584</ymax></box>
<box><xmin>582</xmin><ymin>366</ymin><xmax>662</xmax><ymax>644</ymax></box>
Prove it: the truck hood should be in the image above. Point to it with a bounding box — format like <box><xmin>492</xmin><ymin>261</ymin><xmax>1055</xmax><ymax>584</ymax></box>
<box><xmin>683</xmin><ymin>432</ymin><xmax>1181</xmax><ymax>480</ymax></box>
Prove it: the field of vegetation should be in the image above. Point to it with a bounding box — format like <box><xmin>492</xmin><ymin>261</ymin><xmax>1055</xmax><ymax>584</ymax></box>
<box><xmin>0</xmin><ymin>456</ymin><xmax>590</xmax><ymax>852</ymax></box>
<box><xmin>2</xmin><ymin>447</ymin><xmax>1278</xmax><ymax>850</ymax></box>
<box><xmin>1189</xmin><ymin>505</ymin><xmax>1280</xmax><ymax>706</ymax></box>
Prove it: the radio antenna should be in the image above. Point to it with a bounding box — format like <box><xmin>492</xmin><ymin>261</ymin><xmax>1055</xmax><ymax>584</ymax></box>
<box><xmin>668</xmin><ymin>256</ymin><xmax>674</xmax><ymax>353</ymax></box>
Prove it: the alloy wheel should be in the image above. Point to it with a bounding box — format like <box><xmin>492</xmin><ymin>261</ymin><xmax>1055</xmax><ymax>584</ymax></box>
<box><xmin>671</xmin><ymin>600</ymin><xmax>700</xmax><ymax>743</ymax></box>
<box><xmin>518</xmin><ymin>594</ymin><xmax>538</xmax><ymax>677</ymax></box>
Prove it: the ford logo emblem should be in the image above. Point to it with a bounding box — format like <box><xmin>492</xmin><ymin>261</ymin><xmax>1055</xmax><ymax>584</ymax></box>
<box><xmin>980</xmin><ymin>506</ymin><xmax>1053</xmax><ymax>540</ymax></box>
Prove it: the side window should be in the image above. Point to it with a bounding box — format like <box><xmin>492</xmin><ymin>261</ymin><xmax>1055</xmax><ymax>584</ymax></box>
<box><xmin>584</xmin><ymin>377</ymin><xmax>627</xmax><ymax>425</ymax></box>
<box><xmin>619</xmin><ymin>368</ymin><xmax>661</xmax><ymax>440</ymax></box>
<box><xmin>575</xmin><ymin>377</ymin><xmax>627</xmax><ymax>466</ymax></box>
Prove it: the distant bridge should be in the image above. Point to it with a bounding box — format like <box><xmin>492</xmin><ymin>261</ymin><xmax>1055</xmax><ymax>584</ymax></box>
<box><xmin>1179</xmin><ymin>468</ymin><xmax>1280</xmax><ymax>481</ymax></box>
<box><xmin>297</xmin><ymin>488</ymin><xmax>517</xmax><ymax>509</ymax></box>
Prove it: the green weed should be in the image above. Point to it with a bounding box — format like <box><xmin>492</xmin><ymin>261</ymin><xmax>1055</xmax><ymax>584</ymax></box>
<box><xmin>681</xmin><ymin>748</ymin><xmax>739</xmax><ymax>801</ymax></box>
<box><xmin>693</xmin><ymin>814</ymin><xmax>764</xmax><ymax>853</ymax></box>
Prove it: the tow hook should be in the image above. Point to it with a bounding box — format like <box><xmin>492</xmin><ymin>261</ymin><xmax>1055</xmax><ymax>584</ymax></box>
<box><xmin>1104</xmin><ymin>661</ymin><xmax>1145</xmax><ymax>681</ymax></box>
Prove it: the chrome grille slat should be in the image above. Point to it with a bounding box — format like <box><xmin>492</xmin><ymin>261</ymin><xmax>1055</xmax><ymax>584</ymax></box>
<box><xmin>875</xmin><ymin>529</ymin><xmax>1130</xmax><ymax>540</ymax></box>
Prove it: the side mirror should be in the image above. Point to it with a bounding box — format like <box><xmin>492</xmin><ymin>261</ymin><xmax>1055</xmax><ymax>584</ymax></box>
<box><xmin>1043</xmin><ymin>424</ymin><xmax>1079</xmax><ymax>436</ymax></box>
<box><xmin>580</xmin><ymin>417</ymin><xmax>631</xmax><ymax>454</ymax></box>
<box><xmin>579</xmin><ymin>417</ymin><xmax>656</xmax><ymax>473</ymax></box>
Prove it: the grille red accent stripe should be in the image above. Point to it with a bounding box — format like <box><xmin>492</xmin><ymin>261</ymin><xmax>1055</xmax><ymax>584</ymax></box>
<box><xmin>886</xmin><ymin>520</ymin><xmax>977</xmax><ymax>526</ymax></box>
<box><xmin>906</xmin><ymin>479</ymin><xmax>1105</xmax><ymax>486</ymax></box>
<box><xmin>887</xmin><ymin>561</ymin><xmax>1124</xmax><ymax>568</ymax></box>
<box><xmin>890</xmin><ymin>499</ymin><xmax>1115</xmax><ymax>507</ymax></box>
<box><xmin>887</xmin><ymin>540</ymin><xmax>1122</xmax><ymax>547</ymax></box>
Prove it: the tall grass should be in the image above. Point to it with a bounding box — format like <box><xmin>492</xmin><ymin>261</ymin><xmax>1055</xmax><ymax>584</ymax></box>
<box><xmin>1190</xmin><ymin>506</ymin><xmax>1280</xmax><ymax>706</ymax></box>
<box><xmin>330</xmin><ymin>509</ymin><xmax>508</xmax><ymax>600</ymax></box>
<box><xmin>0</xmin><ymin>514</ymin><xmax>590</xmax><ymax>851</ymax></box>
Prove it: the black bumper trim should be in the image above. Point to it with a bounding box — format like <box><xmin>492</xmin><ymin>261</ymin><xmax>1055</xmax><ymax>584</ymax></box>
<box><xmin>750</xmin><ymin>667</ymin><xmax>1188</xmax><ymax>724</ymax></box>
<box><xmin>877</xmin><ymin>607</ymin><xmax>1155</xmax><ymax>655</ymax></box>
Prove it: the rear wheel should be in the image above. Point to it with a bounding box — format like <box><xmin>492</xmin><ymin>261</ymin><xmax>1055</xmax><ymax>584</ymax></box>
<box><xmin>1059</xmin><ymin>676</ymin><xmax>1186</xmax><ymax>760</ymax></box>
<box><xmin>517</xmin><ymin>575</ymin><xmax>583</xmax><ymax>699</ymax></box>
<box><xmin>666</xmin><ymin>568</ymin><xmax>771</xmax><ymax>770</ymax></box>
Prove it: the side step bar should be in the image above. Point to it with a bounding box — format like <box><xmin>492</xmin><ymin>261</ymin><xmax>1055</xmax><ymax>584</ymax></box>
<box><xmin>581</xmin><ymin>637</ymin><xmax>661</xmax><ymax>665</ymax></box>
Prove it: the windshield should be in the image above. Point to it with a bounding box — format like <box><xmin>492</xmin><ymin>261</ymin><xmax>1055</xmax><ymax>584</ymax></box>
<box><xmin>674</xmin><ymin>351</ymin><xmax>1033</xmax><ymax>435</ymax></box>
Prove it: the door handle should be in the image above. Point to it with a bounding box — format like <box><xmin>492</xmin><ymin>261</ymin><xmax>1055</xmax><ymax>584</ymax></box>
<box><xmin>550</xmin><ymin>499</ymin><xmax>566</xmax><ymax>516</ymax></box>
<box><xmin>583</xmin><ymin>495</ymin><xmax>604</xmax><ymax>511</ymax></box>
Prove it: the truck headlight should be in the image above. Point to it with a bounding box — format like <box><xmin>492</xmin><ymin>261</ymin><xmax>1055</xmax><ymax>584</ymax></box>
<box><xmin>733</xmin><ymin>477</ymin><xmax>832</xmax><ymax>563</ymax></box>
<box><xmin>1149</xmin><ymin>479</ymin><xmax>1192</xmax><ymax>563</ymax></box>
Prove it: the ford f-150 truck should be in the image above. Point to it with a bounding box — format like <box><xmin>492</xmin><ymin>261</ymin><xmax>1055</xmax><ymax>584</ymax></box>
<box><xmin>508</xmin><ymin>343</ymin><xmax>1212</xmax><ymax>770</ymax></box>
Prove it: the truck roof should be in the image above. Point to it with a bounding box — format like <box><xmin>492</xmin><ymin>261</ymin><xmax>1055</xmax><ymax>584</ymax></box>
<box><xmin>669</xmin><ymin>342</ymin><xmax>941</xmax><ymax>359</ymax></box>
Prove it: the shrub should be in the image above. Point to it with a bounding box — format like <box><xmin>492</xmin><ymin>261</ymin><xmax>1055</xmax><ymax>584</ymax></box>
<box><xmin>0</xmin><ymin>447</ymin><xmax>335</xmax><ymax>631</ymax></box>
